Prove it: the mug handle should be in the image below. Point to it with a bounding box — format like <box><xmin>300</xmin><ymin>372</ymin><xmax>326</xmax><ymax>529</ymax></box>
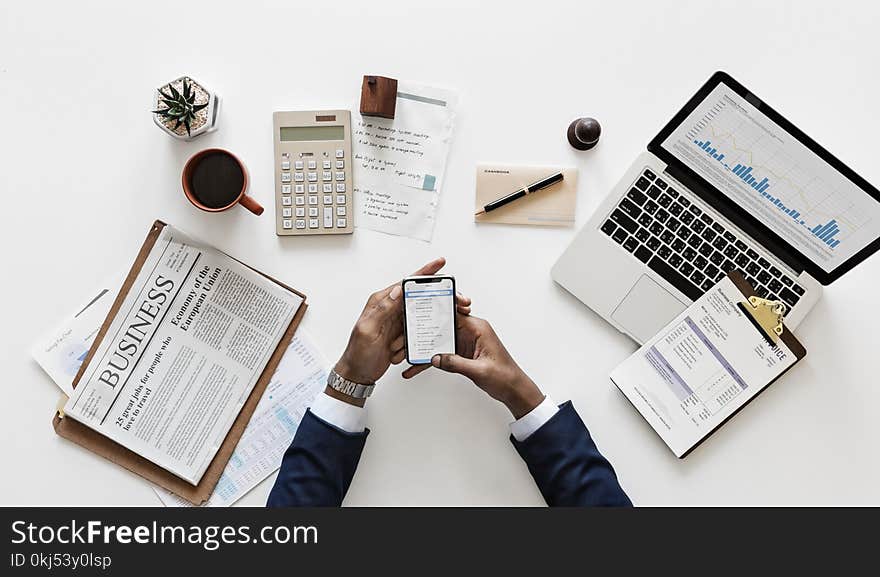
<box><xmin>239</xmin><ymin>194</ymin><xmax>264</xmax><ymax>216</ymax></box>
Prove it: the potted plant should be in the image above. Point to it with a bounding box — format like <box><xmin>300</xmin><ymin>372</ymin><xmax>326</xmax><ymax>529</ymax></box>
<box><xmin>152</xmin><ymin>76</ymin><xmax>220</xmax><ymax>140</ymax></box>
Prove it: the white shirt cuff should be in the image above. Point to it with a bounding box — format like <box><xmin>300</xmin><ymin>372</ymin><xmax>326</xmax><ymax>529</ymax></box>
<box><xmin>510</xmin><ymin>396</ymin><xmax>559</xmax><ymax>442</ymax></box>
<box><xmin>309</xmin><ymin>391</ymin><xmax>367</xmax><ymax>433</ymax></box>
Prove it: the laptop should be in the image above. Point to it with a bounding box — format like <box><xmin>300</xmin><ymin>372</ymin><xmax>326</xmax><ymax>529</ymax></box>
<box><xmin>552</xmin><ymin>71</ymin><xmax>880</xmax><ymax>343</ymax></box>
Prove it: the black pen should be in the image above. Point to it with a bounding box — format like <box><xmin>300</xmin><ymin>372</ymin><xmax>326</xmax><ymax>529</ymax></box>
<box><xmin>475</xmin><ymin>171</ymin><xmax>565</xmax><ymax>215</ymax></box>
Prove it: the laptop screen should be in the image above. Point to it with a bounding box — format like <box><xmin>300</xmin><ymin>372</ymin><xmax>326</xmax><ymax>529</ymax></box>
<box><xmin>659</xmin><ymin>79</ymin><xmax>880</xmax><ymax>276</ymax></box>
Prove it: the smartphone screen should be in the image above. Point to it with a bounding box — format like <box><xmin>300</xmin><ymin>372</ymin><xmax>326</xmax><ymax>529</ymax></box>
<box><xmin>403</xmin><ymin>276</ymin><xmax>456</xmax><ymax>364</ymax></box>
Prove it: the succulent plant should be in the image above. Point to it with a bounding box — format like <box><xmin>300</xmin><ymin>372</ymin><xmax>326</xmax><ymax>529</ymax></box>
<box><xmin>152</xmin><ymin>78</ymin><xmax>207</xmax><ymax>137</ymax></box>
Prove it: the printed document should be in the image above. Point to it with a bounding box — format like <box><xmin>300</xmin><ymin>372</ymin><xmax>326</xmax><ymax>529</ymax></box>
<box><xmin>353</xmin><ymin>81</ymin><xmax>457</xmax><ymax>242</ymax></box>
<box><xmin>154</xmin><ymin>331</ymin><xmax>328</xmax><ymax>507</ymax></box>
<box><xmin>610</xmin><ymin>276</ymin><xmax>797</xmax><ymax>457</ymax></box>
<box><xmin>64</xmin><ymin>225</ymin><xmax>303</xmax><ymax>484</ymax></box>
<box><xmin>31</xmin><ymin>271</ymin><xmax>125</xmax><ymax>396</ymax></box>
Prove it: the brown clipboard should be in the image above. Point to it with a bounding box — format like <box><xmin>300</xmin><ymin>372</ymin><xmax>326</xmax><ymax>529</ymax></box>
<box><xmin>52</xmin><ymin>220</ymin><xmax>308</xmax><ymax>504</ymax></box>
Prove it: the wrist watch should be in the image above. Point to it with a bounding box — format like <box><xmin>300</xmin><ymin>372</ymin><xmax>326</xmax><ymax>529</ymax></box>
<box><xmin>327</xmin><ymin>369</ymin><xmax>375</xmax><ymax>399</ymax></box>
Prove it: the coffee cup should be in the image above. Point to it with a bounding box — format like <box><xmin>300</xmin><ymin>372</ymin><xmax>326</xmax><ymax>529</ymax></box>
<box><xmin>181</xmin><ymin>148</ymin><xmax>263</xmax><ymax>215</ymax></box>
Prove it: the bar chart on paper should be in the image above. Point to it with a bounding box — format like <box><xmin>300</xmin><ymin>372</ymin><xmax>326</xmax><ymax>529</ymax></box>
<box><xmin>671</xmin><ymin>89</ymin><xmax>877</xmax><ymax>264</ymax></box>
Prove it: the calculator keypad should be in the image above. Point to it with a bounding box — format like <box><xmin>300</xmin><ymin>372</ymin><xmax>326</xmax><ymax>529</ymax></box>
<box><xmin>274</xmin><ymin>110</ymin><xmax>353</xmax><ymax>236</ymax></box>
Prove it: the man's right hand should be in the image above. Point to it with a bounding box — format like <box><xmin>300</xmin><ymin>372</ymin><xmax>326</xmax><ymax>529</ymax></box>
<box><xmin>403</xmin><ymin>316</ymin><xmax>545</xmax><ymax>419</ymax></box>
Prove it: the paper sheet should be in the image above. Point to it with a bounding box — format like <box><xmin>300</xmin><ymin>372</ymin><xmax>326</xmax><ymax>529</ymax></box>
<box><xmin>353</xmin><ymin>81</ymin><xmax>457</xmax><ymax>242</ymax></box>
<box><xmin>154</xmin><ymin>331</ymin><xmax>328</xmax><ymax>507</ymax></box>
<box><xmin>31</xmin><ymin>272</ymin><xmax>125</xmax><ymax>396</ymax></box>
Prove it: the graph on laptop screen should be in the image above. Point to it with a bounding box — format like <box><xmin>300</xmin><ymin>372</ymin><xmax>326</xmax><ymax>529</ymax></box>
<box><xmin>662</xmin><ymin>82</ymin><xmax>880</xmax><ymax>272</ymax></box>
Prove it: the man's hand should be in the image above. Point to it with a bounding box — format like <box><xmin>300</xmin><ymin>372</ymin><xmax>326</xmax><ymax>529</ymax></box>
<box><xmin>403</xmin><ymin>316</ymin><xmax>544</xmax><ymax>419</ymax></box>
<box><xmin>331</xmin><ymin>257</ymin><xmax>471</xmax><ymax>406</ymax></box>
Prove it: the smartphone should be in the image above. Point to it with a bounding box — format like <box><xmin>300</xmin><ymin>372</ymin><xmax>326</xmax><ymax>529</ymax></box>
<box><xmin>402</xmin><ymin>275</ymin><xmax>457</xmax><ymax>365</ymax></box>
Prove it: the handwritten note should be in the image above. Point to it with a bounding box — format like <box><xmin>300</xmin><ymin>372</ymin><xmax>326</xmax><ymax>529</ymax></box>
<box><xmin>353</xmin><ymin>81</ymin><xmax>457</xmax><ymax>242</ymax></box>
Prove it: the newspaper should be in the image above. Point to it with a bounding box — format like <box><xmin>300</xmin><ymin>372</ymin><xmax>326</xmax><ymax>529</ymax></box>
<box><xmin>64</xmin><ymin>224</ymin><xmax>303</xmax><ymax>485</ymax></box>
<box><xmin>154</xmin><ymin>332</ymin><xmax>328</xmax><ymax>507</ymax></box>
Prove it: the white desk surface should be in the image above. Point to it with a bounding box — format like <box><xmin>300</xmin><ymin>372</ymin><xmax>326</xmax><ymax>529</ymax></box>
<box><xmin>3</xmin><ymin>0</ymin><xmax>879</xmax><ymax>506</ymax></box>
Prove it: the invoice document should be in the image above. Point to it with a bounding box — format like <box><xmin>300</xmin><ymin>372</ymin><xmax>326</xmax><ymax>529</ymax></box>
<box><xmin>610</xmin><ymin>275</ymin><xmax>803</xmax><ymax>457</ymax></box>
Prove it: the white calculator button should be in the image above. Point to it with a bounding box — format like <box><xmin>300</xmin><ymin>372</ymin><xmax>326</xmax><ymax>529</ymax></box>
<box><xmin>309</xmin><ymin>207</ymin><xmax>319</xmax><ymax>217</ymax></box>
<box><xmin>308</xmin><ymin>172</ymin><xmax>317</xmax><ymax>182</ymax></box>
<box><xmin>295</xmin><ymin>184</ymin><xmax>305</xmax><ymax>193</ymax></box>
<box><xmin>295</xmin><ymin>196</ymin><xmax>305</xmax><ymax>205</ymax></box>
<box><xmin>294</xmin><ymin>172</ymin><xmax>305</xmax><ymax>182</ymax></box>
<box><xmin>336</xmin><ymin>194</ymin><xmax>346</xmax><ymax>204</ymax></box>
<box><xmin>335</xmin><ymin>171</ymin><xmax>345</xmax><ymax>181</ymax></box>
<box><xmin>281</xmin><ymin>196</ymin><xmax>292</xmax><ymax>206</ymax></box>
<box><xmin>282</xmin><ymin>219</ymin><xmax>292</xmax><ymax>229</ymax></box>
<box><xmin>281</xmin><ymin>184</ymin><xmax>291</xmax><ymax>194</ymax></box>
<box><xmin>294</xmin><ymin>160</ymin><xmax>304</xmax><ymax>170</ymax></box>
<box><xmin>309</xmin><ymin>218</ymin><xmax>319</xmax><ymax>229</ymax></box>
<box><xmin>336</xmin><ymin>183</ymin><xmax>346</xmax><ymax>192</ymax></box>
<box><xmin>295</xmin><ymin>219</ymin><xmax>306</xmax><ymax>229</ymax></box>
<box><xmin>308</xmin><ymin>183</ymin><xmax>318</xmax><ymax>193</ymax></box>
<box><xmin>323</xmin><ymin>160</ymin><xmax>332</xmax><ymax>169</ymax></box>
<box><xmin>336</xmin><ymin>160</ymin><xmax>344</xmax><ymax>169</ymax></box>
<box><xmin>322</xmin><ymin>171</ymin><xmax>332</xmax><ymax>181</ymax></box>
<box><xmin>323</xmin><ymin>195</ymin><xmax>333</xmax><ymax>205</ymax></box>
<box><xmin>307</xmin><ymin>160</ymin><xmax>317</xmax><ymax>170</ymax></box>
<box><xmin>295</xmin><ymin>207</ymin><xmax>305</xmax><ymax>217</ymax></box>
<box><xmin>324</xmin><ymin>208</ymin><xmax>334</xmax><ymax>228</ymax></box>
<box><xmin>323</xmin><ymin>183</ymin><xmax>333</xmax><ymax>193</ymax></box>
<box><xmin>336</xmin><ymin>205</ymin><xmax>346</xmax><ymax>216</ymax></box>
<box><xmin>336</xmin><ymin>149</ymin><xmax>344</xmax><ymax>159</ymax></box>
<box><xmin>336</xmin><ymin>218</ymin><xmax>347</xmax><ymax>228</ymax></box>
<box><xmin>281</xmin><ymin>160</ymin><xmax>290</xmax><ymax>170</ymax></box>
<box><xmin>282</xmin><ymin>207</ymin><xmax>292</xmax><ymax>217</ymax></box>
<box><xmin>281</xmin><ymin>172</ymin><xmax>291</xmax><ymax>183</ymax></box>
<box><xmin>308</xmin><ymin>195</ymin><xmax>318</xmax><ymax>205</ymax></box>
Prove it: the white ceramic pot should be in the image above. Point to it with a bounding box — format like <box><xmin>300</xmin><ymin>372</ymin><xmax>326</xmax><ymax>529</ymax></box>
<box><xmin>152</xmin><ymin>75</ymin><xmax>220</xmax><ymax>141</ymax></box>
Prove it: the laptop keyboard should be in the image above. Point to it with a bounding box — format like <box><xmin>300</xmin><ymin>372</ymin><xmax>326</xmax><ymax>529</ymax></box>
<box><xmin>601</xmin><ymin>168</ymin><xmax>805</xmax><ymax>308</ymax></box>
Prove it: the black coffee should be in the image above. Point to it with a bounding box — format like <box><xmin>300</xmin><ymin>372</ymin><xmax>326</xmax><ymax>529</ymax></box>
<box><xmin>190</xmin><ymin>152</ymin><xmax>245</xmax><ymax>209</ymax></box>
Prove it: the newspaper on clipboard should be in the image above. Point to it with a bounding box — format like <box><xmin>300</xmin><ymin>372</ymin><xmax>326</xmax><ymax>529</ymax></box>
<box><xmin>54</xmin><ymin>221</ymin><xmax>307</xmax><ymax>503</ymax></box>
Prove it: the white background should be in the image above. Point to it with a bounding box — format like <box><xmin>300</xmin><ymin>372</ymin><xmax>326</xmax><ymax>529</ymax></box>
<box><xmin>2</xmin><ymin>0</ymin><xmax>878</xmax><ymax>506</ymax></box>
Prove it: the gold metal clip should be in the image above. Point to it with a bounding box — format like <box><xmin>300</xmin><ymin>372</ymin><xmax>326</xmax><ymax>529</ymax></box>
<box><xmin>738</xmin><ymin>296</ymin><xmax>787</xmax><ymax>345</ymax></box>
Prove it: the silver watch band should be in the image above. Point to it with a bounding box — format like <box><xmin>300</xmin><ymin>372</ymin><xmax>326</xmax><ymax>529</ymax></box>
<box><xmin>327</xmin><ymin>369</ymin><xmax>375</xmax><ymax>399</ymax></box>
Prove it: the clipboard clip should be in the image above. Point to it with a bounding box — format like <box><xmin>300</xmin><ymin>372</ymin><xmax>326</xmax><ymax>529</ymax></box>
<box><xmin>738</xmin><ymin>296</ymin><xmax>787</xmax><ymax>345</ymax></box>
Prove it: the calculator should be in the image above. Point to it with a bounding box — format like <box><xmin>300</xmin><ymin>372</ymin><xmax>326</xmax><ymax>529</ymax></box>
<box><xmin>272</xmin><ymin>110</ymin><xmax>354</xmax><ymax>236</ymax></box>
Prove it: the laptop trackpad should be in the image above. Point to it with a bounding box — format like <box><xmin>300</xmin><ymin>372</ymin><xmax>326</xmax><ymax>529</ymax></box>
<box><xmin>612</xmin><ymin>275</ymin><xmax>687</xmax><ymax>343</ymax></box>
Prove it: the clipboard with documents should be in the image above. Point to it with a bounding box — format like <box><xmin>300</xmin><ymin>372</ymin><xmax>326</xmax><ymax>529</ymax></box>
<box><xmin>610</xmin><ymin>270</ymin><xmax>806</xmax><ymax>458</ymax></box>
<box><xmin>53</xmin><ymin>220</ymin><xmax>308</xmax><ymax>504</ymax></box>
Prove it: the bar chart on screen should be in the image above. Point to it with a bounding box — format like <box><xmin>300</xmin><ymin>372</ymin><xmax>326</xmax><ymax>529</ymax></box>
<box><xmin>674</xmin><ymin>90</ymin><xmax>877</xmax><ymax>263</ymax></box>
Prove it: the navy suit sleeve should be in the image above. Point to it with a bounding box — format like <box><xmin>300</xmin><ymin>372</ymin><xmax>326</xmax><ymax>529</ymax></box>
<box><xmin>267</xmin><ymin>409</ymin><xmax>368</xmax><ymax>507</ymax></box>
<box><xmin>511</xmin><ymin>401</ymin><xmax>632</xmax><ymax>507</ymax></box>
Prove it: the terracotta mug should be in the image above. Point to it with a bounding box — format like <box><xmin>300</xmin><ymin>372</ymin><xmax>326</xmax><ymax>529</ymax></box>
<box><xmin>181</xmin><ymin>148</ymin><xmax>264</xmax><ymax>215</ymax></box>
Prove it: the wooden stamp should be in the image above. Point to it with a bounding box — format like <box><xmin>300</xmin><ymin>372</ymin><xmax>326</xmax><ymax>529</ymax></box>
<box><xmin>360</xmin><ymin>75</ymin><xmax>398</xmax><ymax>119</ymax></box>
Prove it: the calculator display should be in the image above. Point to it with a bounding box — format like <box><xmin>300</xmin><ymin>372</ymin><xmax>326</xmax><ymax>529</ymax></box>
<box><xmin>280</xmin><ymin>126</ymin><xmax>344</xmax><ymax>142</ymax></box>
